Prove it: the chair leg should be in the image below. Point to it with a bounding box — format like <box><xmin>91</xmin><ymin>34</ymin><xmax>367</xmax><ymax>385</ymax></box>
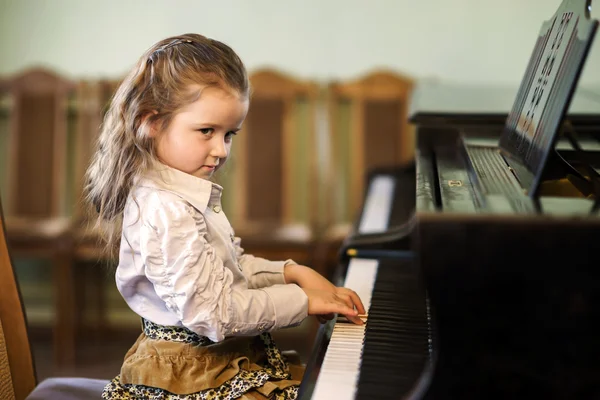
<box><xmin>94</xmin><ymin>264</ymin><xmax>108</xmax><ymax>339</ymax></box>
<box><xmin>53</xmin><ymin>250</ymin><xmax>76</xmax><ymax>367</ymax></box>
<box><xmin>74</xmin><ymin>262</ymin><xmax>86</xmax><ymax>340</ymax></box>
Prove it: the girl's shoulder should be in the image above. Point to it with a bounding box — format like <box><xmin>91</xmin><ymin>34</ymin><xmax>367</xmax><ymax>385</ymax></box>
<box><xmin>129</xmin><ymin>186</ymin><xmax>196</xmax><ymax>217</ymax></box>
<box><xmin>124</xmin><ymin>188</ymin><xmax>204</xmax><ymax>235</ymax></box>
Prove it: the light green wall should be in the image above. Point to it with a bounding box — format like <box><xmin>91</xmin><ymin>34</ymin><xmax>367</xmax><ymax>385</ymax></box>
<box><xmin>0</xmin><ymin>0</ymin><xmax>598</xmax><ymax>85</ymax></box>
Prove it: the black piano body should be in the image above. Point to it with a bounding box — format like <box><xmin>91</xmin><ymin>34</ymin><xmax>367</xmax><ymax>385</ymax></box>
<box><xmin>300</xmin><ymin>79</ymin><xmax>600</xmax><ymax>399</ymax></box>
<box><xmin>302</xmin><ymin>0</ymin><xmax>600</xmax><ymax>394</ymax></box>
<box><xmin>410</xmin><ymin>73</ymin><xmax>600</xmax><ymax>398</ymax></box>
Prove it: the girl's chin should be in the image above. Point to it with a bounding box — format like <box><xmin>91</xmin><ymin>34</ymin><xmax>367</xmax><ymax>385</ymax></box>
<box><xmin>191</xmin><ymin>169</ymin><xmax>215</xmax><ymax>180</ymax></box>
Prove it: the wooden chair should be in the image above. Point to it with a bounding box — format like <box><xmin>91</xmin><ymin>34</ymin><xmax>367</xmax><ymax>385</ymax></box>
<box><xmin>0</xmin><ymin>68</ymin><xmax>78</xmax><ymax>366</ymax></box>
<box><xmin>0</xmin><ymin>196</ymin><xmax>108</xmax><ymax>399</ymax></box>
<box><xmin>318</xmin><ymin>70</ymin><xmax>416</xmax><ymax>276</ymax></box>
<box><xmin>219</xmin><ymin>69</ymin><xmax>320</xmax><ymax>269</ymax></box>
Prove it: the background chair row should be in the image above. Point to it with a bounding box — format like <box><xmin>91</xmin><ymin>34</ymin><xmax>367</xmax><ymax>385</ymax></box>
<box><xmin>0</xmin><ymin>66</ymin><xmax>415</xmax><ymax>367</ymax></box>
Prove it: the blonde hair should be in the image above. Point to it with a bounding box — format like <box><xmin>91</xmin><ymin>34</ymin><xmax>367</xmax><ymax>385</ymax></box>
<box><xmin>85</xmin><ymin>33</ymin><xmax>249</xmax><ymax>254</ymax></box>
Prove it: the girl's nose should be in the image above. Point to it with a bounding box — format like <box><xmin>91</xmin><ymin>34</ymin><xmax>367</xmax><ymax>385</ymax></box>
<box><xmin>211</xmin><ymin>137</ymin><xmax>228</xmax><ymax>158</ymax></box>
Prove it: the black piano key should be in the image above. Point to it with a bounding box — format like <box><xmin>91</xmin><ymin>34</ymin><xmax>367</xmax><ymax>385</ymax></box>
<box><xmin>355</xmin><ymin>258</ymin><xmax>431</xmax><ymax>400</ymax></box>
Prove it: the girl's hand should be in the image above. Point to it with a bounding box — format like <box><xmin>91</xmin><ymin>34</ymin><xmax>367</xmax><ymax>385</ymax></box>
<box><xmin>302</xmin><ymin>288</ymin><xmax>365</xmax><ymax>325</ymax></box>
<box><xmin>285</xmin><ymin>264</ymin><xmax>366</xmax><ymax>324</ymax></box>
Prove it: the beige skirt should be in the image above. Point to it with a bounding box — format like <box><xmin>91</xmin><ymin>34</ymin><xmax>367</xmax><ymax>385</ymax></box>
<box><xmin>102</xmin><ymin>319</ymin><xmax>305</xmax><ymax>400</ymax></box>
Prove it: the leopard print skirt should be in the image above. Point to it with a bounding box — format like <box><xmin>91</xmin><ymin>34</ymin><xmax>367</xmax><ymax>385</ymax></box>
<box><xmin>102</xmin><ymin>320</ymin><xmax>302</xmax><ymax>400</ymax></box>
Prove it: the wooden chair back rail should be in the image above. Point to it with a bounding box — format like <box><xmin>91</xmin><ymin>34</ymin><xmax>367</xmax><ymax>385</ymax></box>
<box><xmin>73</xmin><ymin>81</ymin><xmax>100</xmax><ymax>222</ymax></box>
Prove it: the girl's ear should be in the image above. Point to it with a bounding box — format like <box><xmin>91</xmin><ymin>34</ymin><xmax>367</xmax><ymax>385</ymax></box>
<box><xmin>143</xmin><ymin>111</ymin><xmax>160</xmax><ymax>138</ymax></box>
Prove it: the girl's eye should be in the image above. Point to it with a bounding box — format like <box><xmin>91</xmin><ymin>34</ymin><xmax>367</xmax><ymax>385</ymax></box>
<box><xmin>198</xmin><ymin>128</ymin><xmax>213</xmax><ymax>135</ymax></box>
<box><xmin>225</xmin><ymin>131</ymin><xmax>237</xmax><ymax>141</ymax></box>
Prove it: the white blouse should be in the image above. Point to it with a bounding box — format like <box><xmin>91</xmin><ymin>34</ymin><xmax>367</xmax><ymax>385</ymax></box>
<box><xmin>116</xmin><ymin>164</ymin><xmax>309</xmax><ymax>342</ymax></box>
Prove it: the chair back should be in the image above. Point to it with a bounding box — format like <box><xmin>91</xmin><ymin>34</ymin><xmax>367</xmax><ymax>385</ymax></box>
<box><xmin>222</xmin><ymin>69</ymin><xmax>319</xmax><ymax>235</ymax></box>
<box><xmin>1</xmin><ymin>68</ymin><xmax>75</xmax><ymax>219</ymax></box>
<box><xmin>326</xmin><ymin>69</ymin><xmax>414</xmax><ymax>227</ymax></box>
<box><xmin>0</xmin><ymin>195</ymin><xmax>37</xmax><ymax>399</ymax></box>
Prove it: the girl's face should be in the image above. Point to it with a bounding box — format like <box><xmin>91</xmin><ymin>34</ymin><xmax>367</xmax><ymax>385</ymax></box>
<box><xmin>153</xmin><ymin>85</ymin><xmax>248</xmax><ymax>180</ymax></box>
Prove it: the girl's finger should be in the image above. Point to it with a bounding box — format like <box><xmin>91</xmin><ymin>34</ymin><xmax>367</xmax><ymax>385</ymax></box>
<box><xmin>347</xmin><ymin>291</ymin><xmax>366</xmax><ymax>314</ymax></box>
<box><xmin>338</xmin><ymin>288</ymin><xmax>366</xmax><ymax>314</ymax></box>
<box><xmin>337</xmin><ymin>293</ymin><xmax>355</xmax><ymax>310</ymax></box>
<box><xmin>343</xmin><ymin>312</ymin><xmax>364</xmax><ymax>325</ymax></box>
<box><xmin>333</xmin><ymin>302</ymin><xmax>358</xmax><ymax>317</ymax></box>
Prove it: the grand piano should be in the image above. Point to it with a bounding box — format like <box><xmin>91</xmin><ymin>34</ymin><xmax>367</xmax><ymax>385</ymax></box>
<box><xmin>298</xmin><ymin>1</ymin><xmax>600</xmax><ymax>395</ymax></box>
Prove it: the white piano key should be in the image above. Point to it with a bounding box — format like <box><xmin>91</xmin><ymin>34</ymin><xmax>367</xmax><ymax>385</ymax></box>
<box><xmin>311</xmin><ymin>258</ymin><xmax>378</xmax><ymax>400</ymax></box>
<box><xmin>357</xmin><ymin>175</ymin><xmax>396</xmax><ymax>234</ymax></box>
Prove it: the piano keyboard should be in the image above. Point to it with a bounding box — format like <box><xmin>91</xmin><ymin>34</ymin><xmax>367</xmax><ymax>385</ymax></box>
<box><xmin>300</xmin><ymin>167</ymin><xmax>425</xmax><ymax>399</ymax></box>
<box><xmin>310</xmin><ymin>258</ymin><xmax>379</xmax><ymax>400</ymax></box>
<box><xmin>309</xmin><ymin>257</ymin><xmax>431</xmax><ymax>400</ymax></box>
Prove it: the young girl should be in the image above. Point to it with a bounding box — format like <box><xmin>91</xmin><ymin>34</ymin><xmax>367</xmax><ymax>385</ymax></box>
<box><xmin>85</xmin><ymin>33</ymin><xmax>365</xmax><ymax>400</ymax></box>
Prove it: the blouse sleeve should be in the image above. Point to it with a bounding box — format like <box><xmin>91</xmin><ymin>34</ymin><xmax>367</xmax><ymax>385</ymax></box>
<box><xmin>140</xmin><ymin>197</ymin><xmax>308</xmax><ymax>342</ymax></box>
<box><xmin>233</xmin><ymin>236</ymin><xmax>297</xmax><ymax>289</ymax></box>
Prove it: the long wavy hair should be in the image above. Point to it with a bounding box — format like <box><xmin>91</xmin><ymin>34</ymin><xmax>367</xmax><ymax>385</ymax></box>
<box><xmin>85</xmin><ymin>33</ymin><xmax>249</xmax><ymax>256</ymax></box>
